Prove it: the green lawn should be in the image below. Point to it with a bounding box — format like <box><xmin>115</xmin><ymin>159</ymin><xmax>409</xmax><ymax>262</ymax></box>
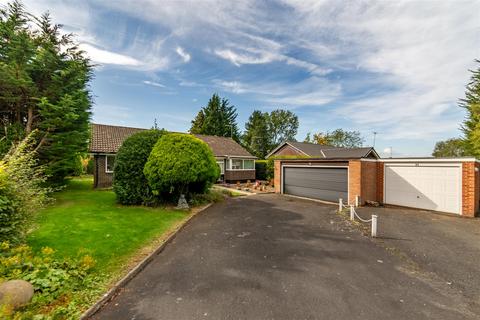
<box><xmin>27</xmin><ymin>176</ymin><xmax>188</xmax><ymax>272</ymax></box>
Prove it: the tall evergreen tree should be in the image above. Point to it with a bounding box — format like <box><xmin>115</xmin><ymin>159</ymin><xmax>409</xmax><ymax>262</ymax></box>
<box><xmin>242</xmin><ymin>110</ymin><xmax>271</xmax><ymax>158</ymax></box>
<box><xmin>0</xmin><ymin>1</ymin><xmax>92</xmax><ymax>183</ymax></box>
<box><xmin>190</xmin><ymin>110</ymin><xmax>205</xmax><ymax>134</ymax></box>
<box><xmin>189</xmin><ymin>94</ymin><xmax>240</xmax><ymax>141</ymax></box>
<box><xmin>461</xmin><ymin>60</ymin><xmax>480</xmax><ymax>158</ymax></box>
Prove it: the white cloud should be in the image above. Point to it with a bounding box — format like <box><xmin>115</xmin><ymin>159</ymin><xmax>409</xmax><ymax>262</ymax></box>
<box><xmin>214</xmin><ymin>48</ymin><xmax>278</xmax><ymax>66</ymax></box>
<box><xmin>214</xmin><ymin>76</ymin><xmax>341</xmax><ymax>108</ymax></box>
<box><xmin>14</xmin><ymin>0</ymin><xmax>480</xmax><ymax>152</ymax></box>
<box><xmin>79</xmin><ymin>43</ymin><xmax>142</xmax><ymax>66</ymax></box>
<box><xmin>142</xmin><ymin>80</ymin><xmax>166</xmax><ymax>88</ymax></box>
<box><xmin>176</xmin><ymin>46</ymin><xmax>191</xmax><ymax>62</ymax></box>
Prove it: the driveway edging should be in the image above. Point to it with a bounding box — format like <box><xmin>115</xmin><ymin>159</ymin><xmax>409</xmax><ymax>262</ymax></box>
<box><xmin>80</xmin><ymin>203</ymin><xmax>214</xmax><ymax>319</ymax></box>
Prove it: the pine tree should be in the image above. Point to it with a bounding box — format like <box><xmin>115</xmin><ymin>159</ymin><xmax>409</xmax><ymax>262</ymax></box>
<box><xmin>0</xmin><ymin>1</ymin><xmax>93</xmax><ymax>183</ymax></box>
<box><xmin>242</xmin><ymin>110</ymin><xmax>271</xmax><ymax>159</ymax></box>
<box><xmin>190</xmin><ymin>110</ymin><xmax>205</xmax><ymax>134</ymax></box>
<box><xmin>461</xmin><ymin>60</ymin><xmax>480</xmax><ymax>157</ymax></box>
<box><xmin>189</xmin><ymin>94</ymin><xmax>240</xmax><ymax>141</ymax></box>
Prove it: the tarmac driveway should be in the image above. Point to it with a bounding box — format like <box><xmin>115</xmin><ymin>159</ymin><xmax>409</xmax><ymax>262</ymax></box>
<box><xmin>355</xmin><ymin>205</ymin><xmax>480</xmax><ymax>303</ymax></box>
<box><xmin>92</xmin><ymin>195</ymin><xmax>479</xmax><ymax>320</ymax></box>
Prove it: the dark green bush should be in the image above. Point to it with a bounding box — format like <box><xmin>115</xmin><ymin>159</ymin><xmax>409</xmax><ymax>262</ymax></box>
<box><xmin>113</xmin><ymin>130</ymin><xmax>165</xmax><ymax>205</ymax></box>
<box><xmin>255</xmin><ymin>160</ymin><xmax>268</xmax><ymax>180</ymax></box>
<box><xmin>144</xmin><ymin>134</ymin><xmax>220</xmax><ymax>201</ymax></box>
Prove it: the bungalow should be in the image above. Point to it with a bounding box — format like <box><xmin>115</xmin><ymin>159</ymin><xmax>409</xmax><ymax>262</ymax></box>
<box><xmin>270</xmin><ymin>141</ymin><xmax>479</xmax><ymax>217</ymax></box>
<box><xmin>89</xmin><ymin>124</ymin><xmax>256</xmax><ymax>188</ymax></box>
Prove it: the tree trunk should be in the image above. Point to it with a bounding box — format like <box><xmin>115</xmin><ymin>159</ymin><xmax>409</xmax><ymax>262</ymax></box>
<box><xmin>26</xmin><ymin>106</ymin><xmax>33</xmax><ymax>134</ymax></box>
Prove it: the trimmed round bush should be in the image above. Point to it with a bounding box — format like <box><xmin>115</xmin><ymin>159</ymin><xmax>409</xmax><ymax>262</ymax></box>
<box><xmin>144</xmin><ymin>133</ymin><xmax>220</xmax><ymax>200</ymax></box>
<box><xmin>113</xmin><ymin>129</ymin><xmax>165</xmax><ymax>205</ymax></box>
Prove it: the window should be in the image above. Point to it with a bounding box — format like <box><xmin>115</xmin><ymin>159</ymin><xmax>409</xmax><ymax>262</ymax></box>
<box><xmin>230</xmin><ymin>159</ymin><xmax>255</xmax><ymax>170</ymax></box>
<box><xmin>105</xmin><ymin>155</ymin><xmax>115</xmax><ymax>173</ymax></box>
<box><xmin>217</xmin><ymin>161</ymin><xmax>225</xmax><ymax>174</ymax></box>
<box><xmin>232</xmin><ymin>159</ymin><xmax>243</xmax><ymax>170</ymax></box>
<box><xmin>244</xmin><ymin>160</ymin><xmax>254</xmax><ymax>170</ymax></box>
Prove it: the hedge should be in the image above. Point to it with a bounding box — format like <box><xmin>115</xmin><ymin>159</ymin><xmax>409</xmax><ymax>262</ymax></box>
<box><xmin>113</xmin><ymin>129</ymin><xmax>165</xmax><ymax>205</ymax></box>
<box><xmin>255</xmin><ymin>160</ymin><xmax>268</xmax><ymax>180</ymax></box>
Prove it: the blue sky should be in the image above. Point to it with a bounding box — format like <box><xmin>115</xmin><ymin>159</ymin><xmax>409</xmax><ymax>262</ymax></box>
<box><xmin>6</xmin><ymin>0</ymin><xmax>480</xmax><ymax>156</ymax></box>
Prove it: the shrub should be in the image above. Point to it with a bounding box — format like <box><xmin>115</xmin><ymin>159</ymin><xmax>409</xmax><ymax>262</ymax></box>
<box><xmin>0</xmin><ymin>133</ymin><xmax>52</xmax><ymax>243</ymax></box>
<box><xmin>85</xmin><ymin>156</ymin><xmax>95</xmax><ymax>175</ymax></box>
<box><xmin>255</xmin><ymin>160</ymin><xmax>268</xmax><ymax>180</ymax></box>
<box><xmin>113</xmin><ymin>130</ymin><xmax>165</xmax><ymax>205</ymax></box>
<box><xmin>144</xmin><ymin>134</ymin><xmax>220</xmax><ymax>201</ymax></box>
<box><xmin>0</xmin><ymin>242</ymin><xmax>99</xmax><ymax>318</ymax></box>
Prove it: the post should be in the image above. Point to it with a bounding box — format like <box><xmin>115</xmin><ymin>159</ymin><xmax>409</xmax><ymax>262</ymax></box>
<box><xmin>355</xmin><ymin>195</ymin><xmax>359</xmax><ymax>207</ymax></box>
<box><xmin>350</xmin><ymin>205</ymin><xmax>354</xmax><ymax>221</ymax></box>
<box><xmin>371</xmin><ymin>215</ymin><xmax>377</xmax><ymax>237</ymax></box>
<box><xmin>339</xmin><ymin>198</ymin><xmax>343</xmax><ymax>212</ymax></box>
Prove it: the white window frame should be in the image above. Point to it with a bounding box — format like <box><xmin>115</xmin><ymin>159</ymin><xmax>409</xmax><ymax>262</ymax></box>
<box><xmin>105</xmin><ymin>155</ymin><xmax>115</xmax><ymax>173</ymax></box>
<box><xmin>228</xmin><ymin>158</ymin><xmax>256</xmax><ymax>171</ymax></box>
<box><xmin>217</xmin><ymin>161</ymin><xmax>225</xmax><ymax>174</ymax></box>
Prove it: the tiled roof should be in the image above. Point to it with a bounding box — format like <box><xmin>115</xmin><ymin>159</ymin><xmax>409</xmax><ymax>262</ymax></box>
<box><xmin>90</xmin><ymin>124</ymin><xmax>144</xmax><ymax>153</ymax></box>
<box><xmin>321</xmin><ymin>147</ymin><xmax>376</xmax><ymax>159</ymax></box>
<box><xmin>89</xmin><ymin>123</ymin><xmax>255</xmax><ymax>158</ymax></box>
<box><xmin>268</xmin><ymin>140</ymin><xmax>378</xmax><ymax>159</ymax></box>
<box><xmin>194</xmin><ymin>134</ymin><xmax>255</xmax><ymax>158</ymax></box>
<box><xmin>287</xmin><ymin>141</ymin><xmax>341</xmax><ymax>157</ymax></box>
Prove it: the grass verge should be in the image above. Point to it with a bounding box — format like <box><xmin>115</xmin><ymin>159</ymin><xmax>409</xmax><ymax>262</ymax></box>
<box><xmin>5</xmin><ymin>176</ymin><xmax>194</xmax><ymax>318</ymax></box>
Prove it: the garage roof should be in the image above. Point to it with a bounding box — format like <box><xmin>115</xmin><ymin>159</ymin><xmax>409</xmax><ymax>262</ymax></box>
<box><xmin>267</xmin><ymin>141</ymin><xmax>379</xmax><ymax>159</ymax></box>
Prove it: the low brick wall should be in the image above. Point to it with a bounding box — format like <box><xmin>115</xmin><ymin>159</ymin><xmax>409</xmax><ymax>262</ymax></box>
<box><xmin>224</xmin><ymin>170</ymin><xmax>255</xmax><ymax>182</ymax></box>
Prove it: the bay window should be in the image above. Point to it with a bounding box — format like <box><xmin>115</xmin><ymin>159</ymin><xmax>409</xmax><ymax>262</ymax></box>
<box><xmin>244</xmin><ymin>159</ymin><xmax>254</xmax><ymax>169</ymax></box>
<box><xmin>229</xmin><ymin>159</ymin><xmax>255</xmax><ymax>170</ymax></box>
<box><xmin>232</xmin><ymin>159</ymin><xmax>243</xmax><ymax>170</ymax></box>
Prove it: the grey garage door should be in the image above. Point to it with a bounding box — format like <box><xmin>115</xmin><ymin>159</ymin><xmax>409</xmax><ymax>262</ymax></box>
<box><xmin>283</xmin><ymin>167</ymin><xmax>348</xmax><ymax>202</ymax></box>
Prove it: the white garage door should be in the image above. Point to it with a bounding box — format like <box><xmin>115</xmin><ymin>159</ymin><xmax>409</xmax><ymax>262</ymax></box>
<box><xmin>384</xmin><ymin>164</ymin><xmax>461</xmax><ymax>214</ymax></box>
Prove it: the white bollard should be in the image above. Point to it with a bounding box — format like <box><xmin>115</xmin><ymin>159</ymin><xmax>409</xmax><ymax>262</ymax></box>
<box><xmin>371</xmin><ymin>215</ymin><xmax>378</xmax><ymax>237</ymax></box>
<box><xmin>350</xmin><ymin>205</ymin><xmax>355</xmax><ymax>221</ymax></box>
<box><xmin>339</xmin><ymin>198</ymin><xmax>343</xmax><ymax>212</ymax></box>
<box><xmin>355</xmin><ymin>195</ymin><xmax>359</xmax><ymax>207</ymax></box>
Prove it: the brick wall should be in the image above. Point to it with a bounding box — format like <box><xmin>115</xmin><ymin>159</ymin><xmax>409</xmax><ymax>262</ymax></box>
<box><xmin>348</xmin><ymin>160</ymin><xmax>361</xmax><ymax>205</ymax></box>
<box><xmin>462</xmin><ymin>162</ymin><xmax>477</xmax><ymax>217</ymax></box>
<box><xmin>475</xmin><ymin>162</ymin><xmax>480</xmax><ymax>215</ymax></box>
<box><xmin>376</xmin><ymin>162</ymin><xmax>384</xmax><ymax>203</ymax></box>
<box><xmin>94</xmin><ymin>155</ymin><xmax>113</xmax><ymax>188</ymax></box>
<box><xmin>360</xmin><ymin>161</ymin><xmax>378</xmax><ymax>204</ymax></box>
<box><xmin>272</xmin><ymin>145</ymin><xmax>304</xmax><ymax>157</ymax></box>
<box><xmin>224</xmin><ymin>170</ymin><xmax>255</xmax><ymax>182</ymax></box>
<box><xmin>274</xmin><ymin>160</ymin><xmax>281</xmax><ymax>193</ymax></box>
